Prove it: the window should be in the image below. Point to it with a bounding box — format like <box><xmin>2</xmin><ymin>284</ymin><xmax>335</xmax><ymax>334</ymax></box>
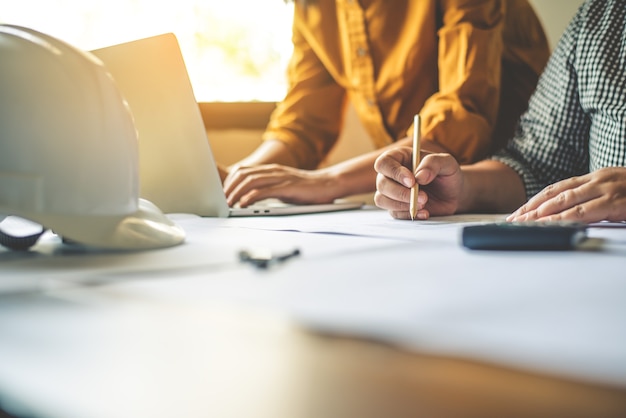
<box><xmin>1</xmin><ymin>0</ymin><xmax>294</xmax><ymax>102</ymax></box>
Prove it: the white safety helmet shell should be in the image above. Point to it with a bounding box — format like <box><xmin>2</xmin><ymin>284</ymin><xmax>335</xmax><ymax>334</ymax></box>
<box><xmin>0</xmin><ymin>25</ymin><xmax>185</xmax><ymax>250</ymax></box>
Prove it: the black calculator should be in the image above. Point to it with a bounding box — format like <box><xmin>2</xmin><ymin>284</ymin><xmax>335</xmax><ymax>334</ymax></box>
<box><xmin>461</xmin><ymin>221</ymin><xmax>588</xmax><ymax>251</ymax></box>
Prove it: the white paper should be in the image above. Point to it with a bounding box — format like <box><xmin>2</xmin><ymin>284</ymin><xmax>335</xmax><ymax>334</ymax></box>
<box><xmin>1</xmin><ymin>210</ymin><xmax>625</xmax><ymax>418</ymax></box>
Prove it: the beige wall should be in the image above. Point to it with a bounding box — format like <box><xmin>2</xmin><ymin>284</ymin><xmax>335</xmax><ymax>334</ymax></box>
<box><xmin>206</xmin><ymin>102</ymin><xmax>376</xmax><ymax>170</ymax></box>
<box><xmin>529</xmin><ymin>0</ymin><xmax>584</xmax><ymax>50</ymax></box>
<box><xmin>208</xmin><ymin>0</ymin><xmax>585</xmax><ymax>171</ymax></box>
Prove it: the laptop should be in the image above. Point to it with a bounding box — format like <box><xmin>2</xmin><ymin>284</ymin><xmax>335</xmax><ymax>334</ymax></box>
<box><xmin>91</xmin><ymin>33</ymin><xmax>362</xmax><ymax>217</ymax></box>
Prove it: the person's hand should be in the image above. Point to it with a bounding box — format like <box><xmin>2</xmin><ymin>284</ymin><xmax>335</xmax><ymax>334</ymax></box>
<box><xmin>223</xmin><ymin>164</ymin><xmax>336</xmax><ymax>207</ymax></box>
<box><xmin>507</xmin><ymin>167</ymin><xmax>626</xmax><ymax>223</ymax></box>
<box><xmin>373</xmin><ymin>147</ymin><xmax>465</xmax><ymax>219</ymax></box>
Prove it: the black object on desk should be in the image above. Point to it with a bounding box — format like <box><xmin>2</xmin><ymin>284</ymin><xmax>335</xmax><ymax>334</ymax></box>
<box><xmin>462</xmin><ymin>222</ymin><xmax>588</xmax><ymax>251</ymax></box>
<box><xmin>239</xmin><ymin>248</ymin><xmax>301</xmax><ymax>269</ymax></box>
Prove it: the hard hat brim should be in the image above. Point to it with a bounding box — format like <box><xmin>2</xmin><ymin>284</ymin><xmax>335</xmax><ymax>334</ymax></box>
<box><xmin>24</xmin><ymin>199</ymin><xmax>185</xmax><ymax>250</ymax></box>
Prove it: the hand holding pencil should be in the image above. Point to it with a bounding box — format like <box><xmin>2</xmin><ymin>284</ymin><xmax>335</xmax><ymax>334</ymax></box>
<box><xmin>409</xmin><ymin>114</ymin><xmax>421</xmax><ymax>220</ymax></box>
<box><xmin>373</xmin><ymin>113</ymin><xmax>466</xmax><ymax>220</ymax></box>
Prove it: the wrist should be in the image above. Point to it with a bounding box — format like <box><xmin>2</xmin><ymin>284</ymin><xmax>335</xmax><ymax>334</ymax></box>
<box><xmin>457</xmin><ymin>168</ymin><xmax>477</xmax><ymax>213</ymax></box>
<box><xmin>318</xmin><ymin>166</ymin><xmax>347</xmax><ymax>201</ymax></box>
<box><xmin>460</xmin><ymin>160</ymin><xmax>526</xmax><ymax>214</ymax></box>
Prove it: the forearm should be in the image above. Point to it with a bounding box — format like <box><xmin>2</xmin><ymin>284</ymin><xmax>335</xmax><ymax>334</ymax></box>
<box><xmin>460</xmin><ymin>160</ymin><xmax>526</xmax><ymax>213</ymax></box>
<box><xmin>321</xmin><ymin>150</ymin><xmax>380</xmax><ymax>199</ymax></box>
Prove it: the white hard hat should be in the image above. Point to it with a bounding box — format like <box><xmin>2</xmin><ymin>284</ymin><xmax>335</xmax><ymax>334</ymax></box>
<box><xmin>0</xmin><ymin>25</ymin><xmax>185</xmax><ymax>250</ymax></box>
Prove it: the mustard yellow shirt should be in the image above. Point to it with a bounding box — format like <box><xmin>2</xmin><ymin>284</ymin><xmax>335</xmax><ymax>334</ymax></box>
<box><xmin>263</xmin><ymin>0</ymin><xmax>550</xmax><ymax>168</ymax></box>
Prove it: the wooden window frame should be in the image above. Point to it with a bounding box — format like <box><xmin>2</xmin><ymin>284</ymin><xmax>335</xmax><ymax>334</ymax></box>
<box><xmin>199</xmin><ymin>101</ymin><xmax>276</xmax><ymax>130</ymax></box>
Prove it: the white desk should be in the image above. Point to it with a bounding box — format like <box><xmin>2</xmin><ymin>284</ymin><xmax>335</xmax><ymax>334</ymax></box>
<box><xmin>1</xmin><ymin>209</ymin><xmax>625</xmax><ymax>418</ymax></box>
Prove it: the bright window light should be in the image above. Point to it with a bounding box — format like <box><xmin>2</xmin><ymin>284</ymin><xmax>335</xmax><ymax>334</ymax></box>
<box><xmin>1</xmin><ymin>0</ymin><xmax>294</xmax><ymax>102</ymax></box>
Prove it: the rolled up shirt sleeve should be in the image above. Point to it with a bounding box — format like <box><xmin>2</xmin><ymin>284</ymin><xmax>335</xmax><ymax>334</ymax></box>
<box><xmin>415</xmin><ymin>0</ymin><xmax>505</xmax><ymax>163</ymax></box>
<box><xmin>262</xmin><ymin>13</ymin><xmax>346</xmax><ymax>169</ymax></box>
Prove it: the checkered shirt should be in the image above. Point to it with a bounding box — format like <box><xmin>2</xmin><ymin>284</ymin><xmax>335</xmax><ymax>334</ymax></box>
<box><xmin>492</xmin><ymin>0</ymin><xmax>626</xmax><ymax>198</ymax></box>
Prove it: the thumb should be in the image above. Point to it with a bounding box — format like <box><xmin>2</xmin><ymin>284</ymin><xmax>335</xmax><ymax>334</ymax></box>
<box><xmin>374</xmin><ymin>147</ymin><xmax>414</xmax><ymax>187</ymax></box>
